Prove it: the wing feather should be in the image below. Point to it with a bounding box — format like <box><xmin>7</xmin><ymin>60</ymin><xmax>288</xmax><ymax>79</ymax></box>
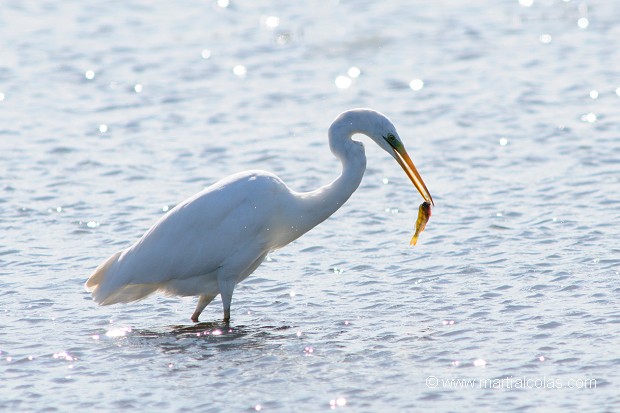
<box><xmin>85</xmin><ymin>171</ymin><xmax>287</xmax><ymax>304</ymax></box>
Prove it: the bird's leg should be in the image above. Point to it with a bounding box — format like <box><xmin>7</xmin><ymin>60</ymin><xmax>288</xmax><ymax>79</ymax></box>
<box><xmin>217</xmin><ymin>274</ymin><xmax>235</xmax><ymax>323</ymax></box>
<box><xmin>191</xmin><ymin>294</ymin><xmax>215</xmax><ymax>323</ymax></box>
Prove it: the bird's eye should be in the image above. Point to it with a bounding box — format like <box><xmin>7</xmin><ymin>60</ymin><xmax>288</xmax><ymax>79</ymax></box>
<box><xmin>385</xmin><ymin>134</ymin><xmax>397</xmax><ymax>142</ymax></box>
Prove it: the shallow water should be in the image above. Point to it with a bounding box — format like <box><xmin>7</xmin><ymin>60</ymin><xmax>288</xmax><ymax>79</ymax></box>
<box><xmin>1</xmin><ymin>0</ymin><xmax>619</xmax><ymax>411</ymax></box>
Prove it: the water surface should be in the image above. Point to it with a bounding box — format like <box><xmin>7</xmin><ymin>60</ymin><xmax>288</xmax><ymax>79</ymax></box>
<box><xmin>1</xmin><ymin>1</ymin><xmax>619</xmax><ymax>411</ymax></box>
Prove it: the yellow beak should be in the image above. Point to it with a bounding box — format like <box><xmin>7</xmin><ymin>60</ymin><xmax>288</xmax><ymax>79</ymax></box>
<box><xmin>392</xmin><ymin>146</ymin><xmax>434</xmax><ymax>205</ymax></box>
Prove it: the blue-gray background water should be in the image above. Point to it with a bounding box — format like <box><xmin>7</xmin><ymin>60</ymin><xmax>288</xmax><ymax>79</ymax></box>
<box><xmin>1</xmin><ymin>1</ymin><xmax>619</xmax><ymax>411</ymax></box>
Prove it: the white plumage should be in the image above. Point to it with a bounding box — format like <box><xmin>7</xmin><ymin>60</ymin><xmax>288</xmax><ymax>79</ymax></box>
<box><xmin>85</xmin><ymin>108</ymin><xmax>433</xmax><ymax>322</ymax></box>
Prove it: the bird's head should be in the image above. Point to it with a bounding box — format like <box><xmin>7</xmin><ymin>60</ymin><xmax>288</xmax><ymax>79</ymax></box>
<box><xmin>380</xmin><ymin>129</ymin><xmax>434</xmax><ymax>206</ymax></box>
<box><xmin>358</xmin><ymin>109</ymin><xmax>434</xmax><ymax>206</ymax></box>
<box><xmin>330</xmin><ymin>108</ymin><xmax>434</xmax><ymax>205</ymax></box>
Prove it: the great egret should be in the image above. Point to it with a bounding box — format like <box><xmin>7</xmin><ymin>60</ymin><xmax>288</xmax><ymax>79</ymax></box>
<box><xmin>85</xmin><ymin>108</ymin><xmax>433</xmax><ymax>322</ymax></box>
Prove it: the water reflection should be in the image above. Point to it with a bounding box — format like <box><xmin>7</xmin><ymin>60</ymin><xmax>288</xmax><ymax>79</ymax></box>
<box><xmin>129</xmin><ymin>323</ymin><xmax>294</xmax><ymax>358</ymax></box>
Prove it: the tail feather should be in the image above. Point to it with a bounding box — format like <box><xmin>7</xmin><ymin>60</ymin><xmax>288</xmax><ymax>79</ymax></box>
<box><xmin>98</xmin><ymin>283</ymin><xmax>159</xmax><ymax>305</ymax></box>
<box><xmin>85</xmin><ymin>251</ymin><xmax>158</xmax><ymax>305</ymax></box>
<box><xmin>85</xmin><ymin>251</ymin><xmax>122</xmax><ymax>291</ymax></box>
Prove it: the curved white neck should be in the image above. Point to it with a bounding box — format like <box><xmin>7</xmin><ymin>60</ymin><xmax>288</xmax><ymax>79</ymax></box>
<box><xmin>296</xmin><ymin>141</ymin><xmax>366</xmax><ymax>231</ymax></box>
<box><xmin>276</xmin><ymin>112</ymin><xmax>376</xmax><ymax>247</ymax></box>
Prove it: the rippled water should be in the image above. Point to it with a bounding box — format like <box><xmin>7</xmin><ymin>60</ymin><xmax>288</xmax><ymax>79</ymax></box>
<box><xmin>1</xmin><ymin>0</ymin><xmax>619</xmax><ymax>411</ymax></box>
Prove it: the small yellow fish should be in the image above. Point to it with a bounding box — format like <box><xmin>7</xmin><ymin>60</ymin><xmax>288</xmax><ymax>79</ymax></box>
<box><xmin>410</xmin><ymin>201</ymin><xmax>432</xmax><ymax>246</ymax></box>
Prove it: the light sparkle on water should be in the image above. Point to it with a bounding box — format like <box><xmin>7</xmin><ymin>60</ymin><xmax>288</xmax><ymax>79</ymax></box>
<box><xmin>409</xmin><ymin>78</ymin><xmax>424</xmax><ymax>91</ymax></box>
<box><xmin>581</xmin><ymin>113</ymin><xmax>597</xmax><ymax>123</ymax></box>
<box><xmin>233</xmin><ymin>65</ymin><xmax>247</xmax><ymax>78</ymax></box>
<box><xmin>347</xmin><ymin>66</ymin><xmax>361</xmax><ymax>78</ymax></box>
<box><xmin>335</xmin><ymin>75</ymin><xmax>352</xmax><ymax>89</ymax></box>
<box><xmin>105</xmin><ymin>327</ymin><xmax>132</xmax><ymax>337</ymax></box>
<box><xmin>262</xmin><ymin>15</ymin><xmax>280</xmax><ymax>28</ymax></box>
<box><xmin>53</xmin><ymin>351</ymin><xmax>75</xmax><ymax>361</ymax></box>
<box><xmin>539</xmin><ymin>34</ymin><xmax>552</xmax><ymax>44</ymax></box>
<box><xmin>329</xmin><ymin>398</ymin><xmax>347</xmax><ymax>409</ymax></box>
<box><xmin>334</xmin><ymin>68</ymin><xmax>361</xmax><ymax>89</ymax></box>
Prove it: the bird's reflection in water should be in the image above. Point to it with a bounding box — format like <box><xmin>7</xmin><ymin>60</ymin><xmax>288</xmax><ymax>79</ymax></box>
<box><xmin>131</xmin><ymin>323</ymin><xmax>293</xmax><ymax>358</ymax></box>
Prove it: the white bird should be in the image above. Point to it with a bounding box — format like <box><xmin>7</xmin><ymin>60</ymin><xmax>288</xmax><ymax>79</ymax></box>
<box><xmin>85</xmin><ymin>108</ymin><xmax>433</xmax><ymax>322</ymax></box>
